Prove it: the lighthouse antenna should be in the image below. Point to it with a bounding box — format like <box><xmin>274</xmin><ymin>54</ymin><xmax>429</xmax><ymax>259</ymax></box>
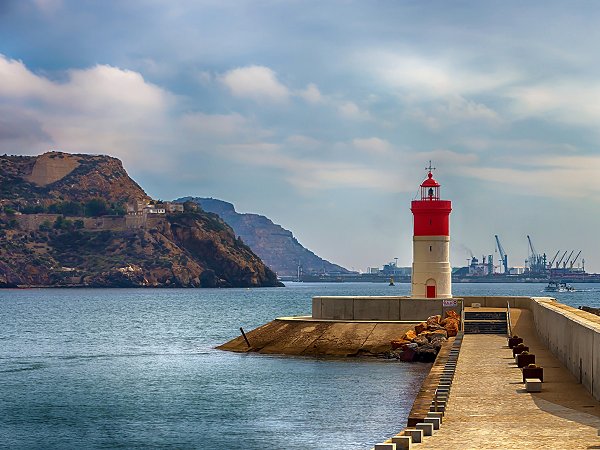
<box><xmin>425</xmin><ymin>160</ymin><xmax>436</xmax><ymax>174</ymax></box>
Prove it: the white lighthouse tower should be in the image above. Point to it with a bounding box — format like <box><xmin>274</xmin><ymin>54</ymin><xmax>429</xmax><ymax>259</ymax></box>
<box><xmin>411</xmin><ymin>163</ymin><xmax>453</xmax><ymax>299</ymax></box>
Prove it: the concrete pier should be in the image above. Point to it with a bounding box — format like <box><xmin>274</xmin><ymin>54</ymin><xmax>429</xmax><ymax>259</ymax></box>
<box><xmin>217</xmin><ymin>317</ymin><xmax>416</xmax><ymax>356</ymax></box>
<box><xmin>409</xmin><ymin>307</ymin><xmax>600</xmax><ymax>449</ymax></box>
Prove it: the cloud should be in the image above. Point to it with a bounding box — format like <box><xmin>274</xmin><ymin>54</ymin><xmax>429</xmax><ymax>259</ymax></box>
<box><xmin>219</xmin><ymin>65</ymin><xmax>290</xmax><ymax>103</ymax></box>
<box><xmin>508</xmin><ymin>81</ymin><xmax>600</xmax><ymax>129</ymax></box>
<box><xmin>369</xmin><ymin>51</ymin><xmax>520</xmax><ymax>98</ymax></box>
<box><xmin>464</xmin><ymin>155</ymin><xmax>600</xmax><ymax>199</ymax></box>
<box><xmin>0</xmin><ymin>54</ymin><xmax>174</xmax><ymax>168</ymax></box>
<box><xmin>298</xmin><ymin>83</ymin><xmax>323</xmax><ymax>103</ymax></box>
<box><xmin>180</xmin><ymin>112</ymin><xmax>254</xmax><ymax>138</ymax></box>
<box><xmin>32</xmin><ymin>0</ymin><xmax>63</xmax><ymax>14</ymax></box>
<box><xmin>286</xmin><ymin>134</ymin><xmax>322</xmax><ymax>148</ymax></box>
<box><xmin>352</xmin><ymin>137</ymin><xmax>393</xmax><ymax>155</ymax></box>
<box><xmin>338</xmin><ymin>100</ymin><xmax>369</xmax><ymax>120</ymax></box>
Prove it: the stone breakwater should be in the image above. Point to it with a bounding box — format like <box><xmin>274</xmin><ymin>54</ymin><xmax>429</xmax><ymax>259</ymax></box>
<box><xmin>385</xmin><ymin>311</ymin><xmax>461</xmax><ymax>362</ymax></box>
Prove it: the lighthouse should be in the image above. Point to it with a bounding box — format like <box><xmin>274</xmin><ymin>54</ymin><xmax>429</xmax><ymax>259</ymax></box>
<box><xmin>411</xmin><ymin>162</ymin><xmax>452</xmax><ymax>299</ymax></box>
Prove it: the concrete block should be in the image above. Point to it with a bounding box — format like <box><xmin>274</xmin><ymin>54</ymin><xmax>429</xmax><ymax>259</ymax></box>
<box><xmin>424</xmin><ymin>416</ymin><xmax>441</xmax><ymax>430</ymax></box>
<box><xmin>526</xmin><ymin>378</ymin><xmax>542</xmax><ymax>392</ymax></box>
<box><xmin>430</xmin><ymin>404</ymin><xmax>446</xmax><ymax>413</ymax></box>
<box><xmin>319</xmin><ymin>297</ymin><xmax>353</xmax><ymax>320</ymax></box>
<box><xmin>402</xmin><ymin>428</ymin><xmax>423</xmax><ymax>443</ymax></box>
<box><xmin>391</xmin><ymin>435</ymin><xmax>411</xmax><ymax>449</ymax></box>
<box><xmin>311</xmin><ymin>297</ymin><xmax>322</xmax><ymax>318</ymax></box>
<box><xmin>354</xmin><ymin>298</ymin><xmax>397</xmax><ymax>320</ymax></box>
<box><xmin>416</xmin><ymin>422</ymin><xmax>434</xmax><ymax>436</ymax></box>
<box><xmin>427</xmin><ymin>411</ymin><xmax>444</xmax><ymax>423</ymax></box>
<box><xmin>374</xmin><ymin>443</ymin><xmax>396</xmax><ymax>450</ymax></box>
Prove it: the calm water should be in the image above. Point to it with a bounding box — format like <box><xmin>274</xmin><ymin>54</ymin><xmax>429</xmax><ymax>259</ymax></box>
<box><xmin>1</xmin><ymin>282</ymin><xmax>599</xmax><ymax>449</ymax></box>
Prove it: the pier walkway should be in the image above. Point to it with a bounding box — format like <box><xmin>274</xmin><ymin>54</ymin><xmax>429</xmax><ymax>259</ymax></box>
<box><xmin>416</xmin><ymin>308</ymin><xmax>600</xmax><ymax>449</ymax></box>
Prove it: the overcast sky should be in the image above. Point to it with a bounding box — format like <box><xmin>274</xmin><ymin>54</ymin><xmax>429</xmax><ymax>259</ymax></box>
<box><xmin>2</xmin><ymin>0</ymin><xmax>600</xmax><ymax>272</ymax></box>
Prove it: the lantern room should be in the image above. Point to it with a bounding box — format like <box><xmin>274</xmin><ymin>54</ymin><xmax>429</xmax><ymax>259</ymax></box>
<box><xmin>420</xmin><ymin>172</ymin><xmax>440</xmax><ymax>200</ymax></box>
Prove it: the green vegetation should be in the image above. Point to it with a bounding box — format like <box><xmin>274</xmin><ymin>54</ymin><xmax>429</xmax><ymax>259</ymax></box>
<box><xmin>19</xmin><ymin>199</ymin><xmax>127</xmax><ymax>217</ymax></box>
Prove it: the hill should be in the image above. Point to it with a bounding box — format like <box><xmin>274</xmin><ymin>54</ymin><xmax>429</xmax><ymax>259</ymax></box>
<box><xmin>0</xmin><ymin>152</ymin><xmax>282</xmax><ymax>288</ymax></box>
<box><xmin>178</xmin><ymin>197</ymin><xmax>349</xmax><ymax>277</ymax></box>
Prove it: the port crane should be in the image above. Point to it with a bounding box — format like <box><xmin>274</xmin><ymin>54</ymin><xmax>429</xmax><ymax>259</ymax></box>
<box><xmin>555</xmin><ymin>250</ymin><xmax>568</xmax><ymax>269</ymax></box>
<box><xmin>549</xmin><ymin>250</ymin><xmax>560</xmax><ymax>269</ymax></box>
<box><xmin>563</xmin><ymin>250</ymin><xmax>575</xmax><ymax>269</ymax></box>
<box><xmin>526</xmin><ymin>235</ymin><xmax>547</xmax><ymax>273</ymax></box>
<box><xmin>570</xmin><ymin>250</ymin><xmax>582</xmax><ymax>269</ymax></box>
<box><xmin>495</xmin><ymin>235</ymin><xmax>509</xmax><ymax>274</ymax></box>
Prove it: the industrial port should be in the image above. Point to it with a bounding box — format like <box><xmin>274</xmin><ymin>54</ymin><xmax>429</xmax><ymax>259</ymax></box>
<box><xmin>298</xmin><ymin>235</ymin><xmax>600</xmax><ymax>283</ymax></box>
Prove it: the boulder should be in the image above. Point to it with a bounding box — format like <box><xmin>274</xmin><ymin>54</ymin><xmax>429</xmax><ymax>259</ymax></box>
<box><xmin>414</xmin><ymin>335</ymin><xmax>429</xmax><ymax>346</ymax></box>
<box><xmin>402</xmin><ymin>329</ymin><xmax>417</xmax><ymax>341</ymax></box>
<box><xmin>416</xmin><ymin>344</ymin><xmax>438</xmax><ymax>362</ymax></box>
<box><xmin>400</xmin><ymin>347</ymin><xmax>417</xmax><ymax>362</ymax></box>
<box><xmin>391</xmin><ymin>339</ymin><xmax>411</xmax><ymax>349</ymax></box>
<box><xmin>415</xmin><ymin>322</ymin><xmax>428</xmax><ymax>335</ymax></box>
<box><xmin>427</xmin><ymin>315</ymin><xmax>442</xmax><ymax>326</ymax></box>
<box><xmin>429</xmin><ymin>329</ymin><xmax>448</xmax><ymax>339</ymax></box>
<box><xmin>445</xmin><ymin>310</ymin><xmax>460</xmax><ymax>320</ymax></box>
<box><xmin>444</xmin><ymin>318</ymin><xmax>459</xmax><ymax>337</ymax></box>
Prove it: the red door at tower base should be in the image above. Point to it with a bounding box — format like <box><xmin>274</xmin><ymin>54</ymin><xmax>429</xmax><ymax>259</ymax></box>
<box><xmin>426</xmin><ymin>285</ymin><xmax>436</xmax><ymax>298</ymax></box>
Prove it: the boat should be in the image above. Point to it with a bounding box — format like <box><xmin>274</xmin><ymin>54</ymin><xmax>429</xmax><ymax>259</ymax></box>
<box><xmin>544</xmin><ymin>281</ymin><xmax>575</xmax><ymax>292</ymax></box>
<box><xmin>389</xmin><ymin>277</ymin><xmax>395</xmax><ymax>286</ymax></box>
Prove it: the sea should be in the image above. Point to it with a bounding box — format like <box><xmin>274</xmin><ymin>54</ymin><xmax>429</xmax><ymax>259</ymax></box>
<box><xmin>1</xmin><ymin>282</ymin><xmax>600</xmax><ymax>450</ymax></box>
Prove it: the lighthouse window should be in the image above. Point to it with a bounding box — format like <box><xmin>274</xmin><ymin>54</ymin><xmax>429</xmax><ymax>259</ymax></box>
<box><xmin>429</xmin><ymin>246</ymin><xmax>432</xmax><ymax>252</ymax></box>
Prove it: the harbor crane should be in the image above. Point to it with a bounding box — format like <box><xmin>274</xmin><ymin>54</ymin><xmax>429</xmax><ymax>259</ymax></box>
<box><xmin>563</xmin><ymin>250</ymin><xmax>575</xmax><ymax>269</ymax></box>
<box><xmin>549</xmin><ymin>250</ymin><xmax>560</xmax><ymax>268</ymax></box>
<box><xmin>570</xmin><ymin>250</ymin><xmax>582</xmax><ymax>269</ymax></box>
<box><xmin>526</xmin><ymin>235</ymin><xmax>547</xmax><ymax>273</ymax></box>
<box><xmin>556</xmin><ymin>250</ymin><xmax>568</xmax><ymax>269</ymax></box>
<box><xmin>495</xmin><ymin>235</ymin><xmax>509</xmax><ymax>274</ymax></box>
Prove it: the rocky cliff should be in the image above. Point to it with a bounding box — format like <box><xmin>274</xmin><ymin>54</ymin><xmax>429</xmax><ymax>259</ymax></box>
<box><xmin>0</xmin><ymin>152</ymin><xmax>282</xmax><ymax>288</ymax></box>
<box><xmin>178</xmin><ymin>197</ymin><xmax>349</xmax><ymax>277</ymax></box>
<box><xmin>1</xmin><ymin>151</ymin><xmax>151</xmax><ymax>208</ymax></box>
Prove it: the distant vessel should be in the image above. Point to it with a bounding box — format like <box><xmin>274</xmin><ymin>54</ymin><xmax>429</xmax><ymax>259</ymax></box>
<box><xmin>389</xmin><ymin>277</ymin><xmax>395</xmax><ymax>286</ymax></box>
<box><xmin>544</xmin><ymin>281</ymin><xmax>575</xmax><ymax>292</ymax></box>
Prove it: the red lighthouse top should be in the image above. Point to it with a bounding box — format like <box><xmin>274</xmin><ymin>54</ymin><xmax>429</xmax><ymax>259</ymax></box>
<box><xmin>411</xmin><ymin>162</ymin><xmax>452</xmax><ymax>236</ymax></box>
<box><xmin>420</xmin><ymin>172</ymin><xmax>441</xmax><ymax>200</ymax></box>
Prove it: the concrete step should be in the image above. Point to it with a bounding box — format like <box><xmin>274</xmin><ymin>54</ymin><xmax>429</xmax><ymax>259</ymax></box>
<box><xmin>464</xmin><ymin>321</ymin><xmax>508</xmax><ymax>334</ymax></box>
<box><xmin>464</xmin><ymin>311</ymin><xmax>507</xmax><ymax>321</ymax></box>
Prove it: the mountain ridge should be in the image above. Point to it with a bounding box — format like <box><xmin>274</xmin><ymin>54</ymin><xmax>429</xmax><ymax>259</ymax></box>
<box><xmin>178</xmin><ymin>197</ymin><xmax>349</xmax><ymax>277</ymax></box>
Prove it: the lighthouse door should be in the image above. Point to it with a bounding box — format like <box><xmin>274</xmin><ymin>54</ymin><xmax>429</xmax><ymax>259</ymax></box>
<box><xmin>426</xmin><ymin>279</ymin><xmax>436</xmax><ymax>298</ymax></box>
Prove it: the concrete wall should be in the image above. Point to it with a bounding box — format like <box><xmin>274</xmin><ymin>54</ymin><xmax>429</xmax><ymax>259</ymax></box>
<box><xmin>527</xmin><ymin>298</ymin><xmax>600</xmax><ymax>401</ymax></box>
<box><xmin>312</xmin><ymin>296</ymin><xmax>462</xmax><ymax>321</ymax></box>
<box><xmin>461</xmin><ymin>296</ymin><xmax>534</xmax><ymax>309</ymax></box>
<box><xmin>12</xmin><ymin>213</ymin><xmax>166</xmax><ymax>232</ymax></box>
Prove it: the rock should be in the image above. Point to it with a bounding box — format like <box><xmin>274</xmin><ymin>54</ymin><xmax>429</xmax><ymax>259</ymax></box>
<box><xmin>416</xmin><ymin>344</ymin><xmax>438</xmax><ymax>362</ymax></box>
<box><xmin>427</xmin><ymin>315</ymin><xmax>442</xmax><ymax>326</ymax></box>
<box><xmin>429</xmin><ymin>329</ymin><xmax>448</xmax><ymax>339</ymax></box>
<box><xmin>444</xmin><ymin>318</ymin><xmax>459</xmax><ymax>337</ymax></box>
<box><xmin>414</xmin><ymin>335</ymin><xmax>429</xmax><ymax>346</ymax></box>
<box><xmin>391</xmin><ymin>339</ymin><xmax>411</xmax><ymax>349</ymax></box>
<box><xmin>415</xmin><ymin>322</ymin><xmax>428</xmax><ymax>335</ymax></box>
<box><xmin>445</xmin><ymin>310</ymin><xmax>460</xmax><ymax>320</ymax></box>
<box><xmin>399</xmin><ymin>347</ymin><xmax>417</xmax><ymax>362</ymax></box>
<box><xmin>402</xmin><ymin>329</ymin><xmax>417</xmax><ymax>341</ymax></box>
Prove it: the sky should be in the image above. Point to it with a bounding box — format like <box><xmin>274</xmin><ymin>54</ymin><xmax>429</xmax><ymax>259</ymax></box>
<box><xmin>2</xmin><ymin>0</ymin><xmax>600</xmax><ymax>272</ymax></box>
